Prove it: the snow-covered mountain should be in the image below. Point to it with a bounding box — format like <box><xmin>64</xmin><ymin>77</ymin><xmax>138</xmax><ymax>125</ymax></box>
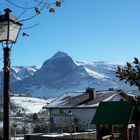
<box><xmin>0</xmin><ymin>66</ymin><xmax>38</xmax><ymax>93</ymax></box>
<box><xmin>10</xmin><ymin>66</ymin><xmax>38</xmax><ymax>82</ymax></box>
<box><xmin>0</xmin><ymin>51</ymin><xmax>138</xmax><ymax>98</ymax></box>
<box><xmin>0</xmin><ymin>65</ymin><xmax>38</xmax><ymax>82</ymax></box>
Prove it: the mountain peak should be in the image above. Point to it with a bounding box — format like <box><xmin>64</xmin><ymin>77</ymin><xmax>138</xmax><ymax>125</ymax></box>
<box><xmin>52</xmin><ymin>51</ymin><xmax>69</xmax><ymax>59</ymax></box>
<box><xmin>40</xmin><ymin>51</ymin><xmax>77</xmax><ymax>74</ymax></box>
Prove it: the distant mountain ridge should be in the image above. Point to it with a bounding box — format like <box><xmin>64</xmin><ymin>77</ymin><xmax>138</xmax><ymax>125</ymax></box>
<box><xmin>0</xmin><ymin>65</ymin><xmax>38</xmax><ymax>93</ymax></box>
<box><xmin>0</xmin><ymin>51</ymin><xmax>138</xmax><ymax>98</ymax></box>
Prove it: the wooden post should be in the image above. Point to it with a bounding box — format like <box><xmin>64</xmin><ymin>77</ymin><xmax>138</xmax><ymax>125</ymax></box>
<box><xmin>123</xmin><ymin>125</ymin><xmax>129</xmax><ymax>140</ymax></box>
<box><xmin>126</xmin><ymin>126</ymin><xmax>129</xmax><ymax>140</ymax></box>
<box><xmin>136</xmin><ymin>124</ymin><xmax>140</xmax><ymax>140</ymax></box>
<box><xmin>96</xmin><ymin>124</ymin><xmax>101</xmax><ymax>140</ymax></box>
<box><xmin>110</xmin><ymin>125</ymin><xmax>114</xmax><ymax>140</ymax></box>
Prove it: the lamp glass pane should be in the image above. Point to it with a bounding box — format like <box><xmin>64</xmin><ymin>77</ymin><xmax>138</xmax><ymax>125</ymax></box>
<box><xmin>0</xmin><ymin>21</ymin><xmax>8</xmax><ymax>42</ymax></box>
<box><xmin>9</xmin><ymin>21</ymin><xmax>21</xmax><ymax>43</ymax></box>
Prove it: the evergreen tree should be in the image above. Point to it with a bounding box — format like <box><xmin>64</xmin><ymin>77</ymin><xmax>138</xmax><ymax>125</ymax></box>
<box><xmin>116</xmin><ymin>57</ymin><xmax>140</xmax><ymax>101</ymax></box>
<box><xmin>116</xmin><ymin>57</ymin><xmax>140</xmax><ymax>90</ymax></box>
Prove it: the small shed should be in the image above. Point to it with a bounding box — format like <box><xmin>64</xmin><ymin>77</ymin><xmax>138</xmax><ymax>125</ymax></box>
<box><xmin>92</xmin><ymin>101</ymin><xmax>140</xmax><ymax>140</ymax></box>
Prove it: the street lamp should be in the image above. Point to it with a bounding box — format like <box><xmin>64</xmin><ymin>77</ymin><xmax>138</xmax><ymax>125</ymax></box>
<box><xmin>0</xmin><ymin>8</ymin><xmax>22</xmax><ymax>140</ymax></box>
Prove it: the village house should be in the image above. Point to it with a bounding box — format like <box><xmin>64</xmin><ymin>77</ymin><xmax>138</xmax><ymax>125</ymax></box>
<box><xmin>43</xmin><ymin>87</ymin><xmax>129</xmax><ymax>133</ymax></box>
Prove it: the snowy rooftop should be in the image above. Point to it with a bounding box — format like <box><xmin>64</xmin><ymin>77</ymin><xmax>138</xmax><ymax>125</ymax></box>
<box><xmin>43</xmin><ymin>89</ymin><xmax>128</xmax><ymax>109</ymax></box>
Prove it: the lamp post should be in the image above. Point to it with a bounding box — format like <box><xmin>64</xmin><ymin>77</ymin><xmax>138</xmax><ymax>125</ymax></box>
<box><xmin>0</xmin><ymin>8</ymin><xmax>22</xmax><ymax>140</ymax></box>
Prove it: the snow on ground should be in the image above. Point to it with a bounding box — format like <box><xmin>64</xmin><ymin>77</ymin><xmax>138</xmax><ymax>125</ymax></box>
<box><xmin>11</xmin><ymin>96</ymin><xmax>54</xmax><ymax>114</ymax></box>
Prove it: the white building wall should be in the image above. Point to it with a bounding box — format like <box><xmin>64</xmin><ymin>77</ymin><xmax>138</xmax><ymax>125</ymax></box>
<box><xmin>50</xmin><ymin>108</ymin><xmax>96</xmax><ymax>131</ymax></box>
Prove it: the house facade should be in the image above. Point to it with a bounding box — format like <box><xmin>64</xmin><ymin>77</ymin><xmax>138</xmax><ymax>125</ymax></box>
<box><xmin>43</xmin><ymin>88</ymin><xmax>129</xmax><ymax>133</ymax></box>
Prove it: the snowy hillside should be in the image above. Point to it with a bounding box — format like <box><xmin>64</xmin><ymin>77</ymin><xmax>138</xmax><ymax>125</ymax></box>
<box><xmin>11</xmin><ymin>96</ymin><xmax>54</xmax><ymax>114</ymax></box>
<box><xmin>0</xmin><ymin>51</ymin><xmax>138</xmax><ymax>98</ymax></box>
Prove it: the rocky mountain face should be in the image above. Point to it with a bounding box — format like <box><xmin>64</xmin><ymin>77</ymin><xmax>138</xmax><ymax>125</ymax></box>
<box><xmin>0</xmin><ymin>51</ymin><xmax>138</xmax><ymax>98</ymax></box>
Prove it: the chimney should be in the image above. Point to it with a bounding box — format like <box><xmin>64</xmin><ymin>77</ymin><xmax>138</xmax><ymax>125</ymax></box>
<box><xmin>86</xmin><ymin>87</ymin><xmax>96</xmax><ymax>100</ymax></box>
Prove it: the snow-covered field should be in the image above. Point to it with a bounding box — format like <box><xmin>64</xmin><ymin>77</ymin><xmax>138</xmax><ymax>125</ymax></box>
<box><xmin>11</xmin><ymin>96</ymin><xmax>55</xmax><ymax>114</ymax></box>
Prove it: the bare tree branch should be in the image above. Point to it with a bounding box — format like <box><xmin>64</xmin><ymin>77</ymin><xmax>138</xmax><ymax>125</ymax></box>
<box><xmin>19</xmin><ymin>0</ymin><xmax>48</xmax><ymax>22</ymax></box>
<box><xmin>21</xmin><ymin>22</ymin><xmax>40</xmax><ymax>30</ymax></box>
<box><xmin>6</xmin><ymin>0</ymin><xmax>42</xmax><ymax>10</ymax></box>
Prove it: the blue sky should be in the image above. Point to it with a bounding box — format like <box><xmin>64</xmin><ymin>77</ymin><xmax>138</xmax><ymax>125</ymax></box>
<box><xmin>0</xmin><ymin>0</ymin><xmax>140</xmax><ymax>67</ymax></box>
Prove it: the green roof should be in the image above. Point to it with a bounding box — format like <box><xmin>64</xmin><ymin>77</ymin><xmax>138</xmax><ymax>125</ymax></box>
<box><xmin>92</xmin><ymin>101</ymin><xmax>135</xmax><ymax>125</ymax></box>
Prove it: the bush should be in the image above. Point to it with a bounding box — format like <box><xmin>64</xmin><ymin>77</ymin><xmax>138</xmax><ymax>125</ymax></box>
<box><xmin>33</xmin><ymin>124</ymin><xmax>49</xmax><ymax>133</ymax></box>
